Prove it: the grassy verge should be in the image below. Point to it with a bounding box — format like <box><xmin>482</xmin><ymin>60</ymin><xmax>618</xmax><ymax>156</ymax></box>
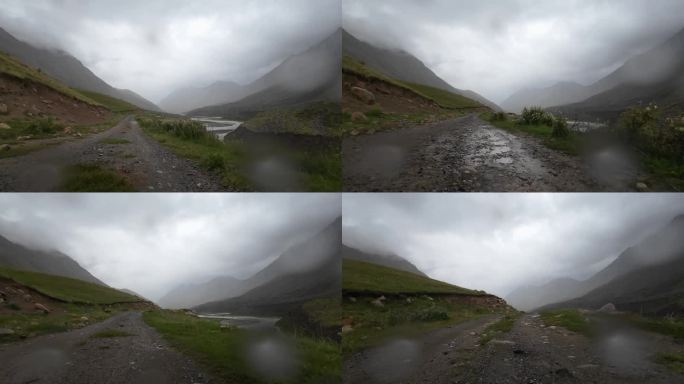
<box><xmin>656</xmin><ymin>352</ymin><xmax>684</xmax><ymax>374</ymax></box>
<box><xmin>642</xmin><ymin>155</ymin><xmax>684</xmax><ymax>191</ymax></box>
<box><xmin>0</xmin><ymin>266</ymin><xmax>140</xmax><ymax>304</ymax></box>
<box><xmin>539</xmin><ymin>309</ymin><xmax>592</xmax><ymax>336</ymax></box>
<box><xmin>482</xmin><ymin>112</ymin><xmax>581</xmax><ymax>155</ymax></box>
<box><xmin>143</xmin><ymin>310</ymin><xmax>340</xmax><ymax>384</ymax></box>
<box><xmin>480</xmin><ymin>313</ymin><xmax>521</xmax><ymax>344</ymax></box>
<box><xmin>343</xmin><ymin>259</ymin><xmax>483</xmax><ymax>295</ymax></box>
<box><xmin>59</xmin><ymin>163</ymin><xmax>136</xmax><ymax>192</ymax></box>
<box><xmin>75</xmin><ymin>89</ymin><xmax>139</xmax><ymax>113</ymax></box>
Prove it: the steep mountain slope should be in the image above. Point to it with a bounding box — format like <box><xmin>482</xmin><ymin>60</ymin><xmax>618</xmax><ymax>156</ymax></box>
<box><xmin>187</xmin><ymin>29</ymin><xmax>341</xmax><ymax>119</ymax></box>
<box><xmin>0</xmin><ymin>234</ymin><xmax>105</xmax><ymax>286</ymax></box>
<box><xmin>505</xmin><ymin>27</ymin><xmax>684</xmax><ymax>117</ymax></box>
<box><xmin>342</xmin><ymin>244</ymin><xmax>426</xmax><ymax>277</ymax></box>
<box><xmin>159</xmin><ymin>81</ymin><xmax>246</xmax><ymax>114</ymax></box>
<box><xmin>194</xmin><ymin>217</ymin><xmax>341</xmax><ymax>314</ymax></box>
<box><xmin>0</xmin><ymin>27</ymin><xmax>159</xmax><ymax>111</ymax></box>
<box><xmin>509</xmin><ymin>214</ymin><xmax>684</xmax><ymax>312</ymax></box>
<box><xmin>342</xmin><ymin>29</ymin><xmax>501</xmax><ymax>111</ymax></box>
<box><xmin>157</xmin><ymin>275</ymin><xmax>246</xmax><ymax>309</ymax></box>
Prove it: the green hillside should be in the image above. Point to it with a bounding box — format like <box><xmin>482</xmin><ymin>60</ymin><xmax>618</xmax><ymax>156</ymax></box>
<box><xmin>343</xmin><ymin>259</ymin><xmax>483</xmax><ymax>295</ymax></box>
<box><xmin>0</xmin><ymin>266</ymin><xmax>141</xmax><ymax>304</ymax></box>
<box><xmin>76</xmin><ymin>89</ymin><xmax>139</xmax><ymax>112</ymax></box>
<box><xmin>343</xmin><ymin>55</ymin><xmax>481</xmax><ymax>110</ymax></box>
<box><xmin>0</xmin><ymin>52</ymin><xmax>99</xmax><ymax>106</ymax></box>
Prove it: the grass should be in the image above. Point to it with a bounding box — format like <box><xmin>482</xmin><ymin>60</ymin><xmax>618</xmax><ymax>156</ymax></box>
<box><xmin>642</xmin><ymin>155</ymin><xmax>684</xmax><ymax>191</ymax></box>
<box><xmin>59</xmin><ymin>163</ymin><xmax>136</xmax><ymax>192</ymax></box>
<box><xmin>626</xmin><ymin>314</ymin><xmax>684</xmax><ymax>342</ymax></box>
<box><xmin>539</xmin><ymin>309</ymin><xmax>592</xmax><ymax>336</ymax></box>
<box><xmin>302</xmin><ymin>297</ymin><xmax>342</xmax><ymax>328</ymax></box>
<box><xmin>0</xmin><ymin>266</ymin><xmax>140</xmax><ymax>304</ymax></box>
<box><xmin>243</xmin><ymin>102</ymin><xmax>342</xmax><ymax>136</ymax></box>
<box><xmin>482</xmin><ymin>112</ymin><xmax>581</xmax><ymax>155</ymax></box>
<box><xmin>76</xmin><ymin>89</ymin><xmax>139</xmax><ymax>113</ymax></box>
<box><xmin>90</xmin><ymin>329</ymin><xmax>134</xmax><ymax>338</ymax></box>
<box><xmin>656</xmin><ymin>352</ymin><xmax>684</xmax><ymax>374</ymax></box>
<box><xmin>479</xmin><ymin>313</ymin><xmax>521</xmax><ymax>344</ymax></box>
<box><xmin>343</xmin><ymin>259</ymin><xmax>483</xmax><ymax>295</ymax></box>
<box><xmin>0</xmin><ymin>52</ymin><xmax>99</xmax><ymax>106</ymax></box>
<box><xmin>99</xmin><ymin>138</ymin><xmax>131</xmax><ymax>145</ymax></box>
<box><xmin>143</xmin><ymin>310</ymin><xmax>340</xmax><ymax>384</ymax></box>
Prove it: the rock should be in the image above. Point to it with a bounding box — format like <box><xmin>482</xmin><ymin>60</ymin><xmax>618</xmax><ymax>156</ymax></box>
<box><xmin>371</xmin><ymin>296</ymin><xmax>386</xmax><ymax>307</ymax></box>
<box><xmin>80</xmin><ymin>316</ymin><xmax>89</xmax><ymax>322</ymax></box>
<box><xmin>63</xmin><ymin>126</ymin><xmax>73</xmax><ymax>134</ymax></box>
<box><xmin>598</xmin><ymin>303</ymin><xmax>616</xmax><ymax>313</ymax></box>
<box><xmin>0</xmin><ymin>103</ymin><xmax>7</xmax><ymax>115</ymax></box>
<box><xmin>351</xmin><ymin>111</ymin><xmax>368</xmax><ymax>122</ymax></box>
<box><xmin>23</xmin><ymin>294</ymin><xmax>32</xmax><ymax>302</ymax></box>
<box><xmin>341</xmin><ymin>325</ymin><xmax>353</xmax><ymax>333</ymax></box>
<box><xmin>351</xmin><ymin>87</ymin><xmax>376</xmax><ymax>105</ymax></box>
<box><xmin>348</xmin><ymin>296</ymin><xmax>357</xmax><ymax>303</ymax></box>
<box><xmin>34</xmin><ymin>303</ymin><xmax>50</xmax><ymax>314</ymax></box>
<box><xmin>0</xmin><ymin>122</ymin><xmax>11</xmax><ymax>129</ymax></box>
<box><xmin>0</xmin><ymin>144</ymin><xmax>10</xmax><ymax>152</ymax></box>
<box><xmin>406</xmin><ymin>297</ymin><xmax>413</xmax><ymax>304</ymax></box>
<box><xmin>636</xmin><ymin>182</ymin><xmax>648</xmax><ymax>192</ymax></box>
<box><xmin>17</xmin><ymin>135</ymin><xmax>33</xmax><ymax>141</ymax></box>
<box><xmin>0</xmin><ymin>328</ymin><xmax>15</xmax><ymax>336</ymax></box>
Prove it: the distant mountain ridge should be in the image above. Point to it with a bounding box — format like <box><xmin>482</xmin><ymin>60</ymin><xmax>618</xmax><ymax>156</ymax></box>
<box><xmin>166</xmin><ymin>29</ymin><xmax>341</xmax><ymax>118</ymax></box>
<box><xmin>341</xmin><ymin>244</ymin><xmax>427</xmax><ymax>277</ymax></box>
<box><xmin>504</xmin><ymin>27</ymin><xmax>684</xmax><ymax>118</ymax></box>
<box><xmin>0</xmin><ymin>234</ymin><xmax>105</xmax><ymax>286</ymax></box>
<box><xmin>0</xmin><ymin>27</ymin><xmax>160</xmax><ymax>111</ymax></box>
<box><xmin>507</xmin><ymin>214</ymin><xmax>684</xmax><ymax>313</ymax></box>
<box><xmin>342</xmin><ymin>29</ymin><xmax>501</xmax><ymax>111</ymax></box>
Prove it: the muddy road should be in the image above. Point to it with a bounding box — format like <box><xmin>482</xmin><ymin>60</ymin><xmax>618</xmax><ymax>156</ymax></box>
<box><xmin>0</xmin><ymin>115</ymin><xmax>223</xmax><ymax>192</ymax></box>
<box><xmin>343</xmin><ymin>315</ymin><xmax>503</xmax><ymax>384</ymax></box>
<box><xmin>0</xmin><ymin>311</ymin><xmax>212</xmax><ymax>384</ymax></box>
<box><xmin>343</xmin><ymin>114</ymin><xmax>619</xmax><ymax>192</ymax></box>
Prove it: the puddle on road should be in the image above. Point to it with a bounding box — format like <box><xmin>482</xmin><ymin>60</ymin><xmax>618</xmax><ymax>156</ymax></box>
<box><xmin>363</xmin><ymin>339</ymin><xmax>421</xmax><ymax>383</ymax></box>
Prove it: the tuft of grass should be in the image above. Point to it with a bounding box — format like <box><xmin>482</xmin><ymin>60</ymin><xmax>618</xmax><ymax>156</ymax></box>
<box><xmin>99</xmin><ymin>138</ymin><xmax>131</xmax><ymax>145</ymax></box>
<box><xmin>479</xmin><ymin>314</ymin><xmax>520</xmax><ymax>344</ymax></box>
<box><xmin>343</xmin><ymin>259</ymin><xmax>482</xmax><ymax>295</ymax></box>
<box><xmin>143</xmin><ymin>310</ymin><xmax>340</xmax><ymax>384</ymax></box>
<box><xmin>0</xmin><ymin>266</ymin><xmax>140</xmax><ymax>304</ymax></box>
<box><xmin>540</xmin><ymin>309</ymin><xmax>592</xmax><ymax>336</ymax></box>
<box><xmin>90</xmin><ymin>329</ymin><xmax>134</xmax><ymax>338</ymax></box>
<box><xmin>656</xmin><ymin>352</ymin><xmax>684</xmax><ymax>374</ymax></box>
<box><xmin>59</xmin><ymin>164</ymin><xmax>135</xmax><ymax>192</ymax></box>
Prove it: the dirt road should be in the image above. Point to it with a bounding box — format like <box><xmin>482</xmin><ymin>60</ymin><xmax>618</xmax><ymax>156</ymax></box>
<box><xmin>0</xmin><ymin>311</ymin><xmax>212</xmax><ymax>384</ymax></box>
<box><xmin>458</xmin><ymin>314</ymin><xmax>682</xmax><ymax>384</ymax></box>
<box><xmin>343</xmin><ymin>315</ymin><xmax>503</xmax><ymax>384</ymax></box>
<box><xmin>343</xmin><ymin>114</ymin><xmax>604</xmax><ymax>192</ymax></box>
<box><xmin>0</xmin><ymin>115</ymin><xmax>222</xmax><ymax>192</ymax></box>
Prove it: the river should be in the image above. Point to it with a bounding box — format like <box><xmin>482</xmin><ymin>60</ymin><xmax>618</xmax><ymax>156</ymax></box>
<box><xmin>191</xmin><ymin>117</ymin><xmax>243</xmax><ymax>141</ymax></box>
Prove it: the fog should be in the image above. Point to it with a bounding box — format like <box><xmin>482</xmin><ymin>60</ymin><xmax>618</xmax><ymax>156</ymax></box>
<box><xmin>0</xmin><ymin>193</ymin><xmax>341</xmax><ymax>301</ymax></box>
<box><xmin>343</xmin><ymin>0</ymin><xmax>684</xmax><ymax>103</ymax></box>
<box><xmin>342</xmin><ymin>193</ymin><xmax>684</xmax><ymax>298</ymax></box>
<box><xmin>0</xmin><ymin>0</ymin><xmax>340</xmax><ymax>103</ymax></box>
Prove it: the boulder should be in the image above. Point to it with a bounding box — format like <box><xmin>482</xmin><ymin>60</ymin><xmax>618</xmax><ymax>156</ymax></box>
<box><xmin>371</xmin><ymin>296</ymin><xmax>385</xmax><ymax>307</ymax></box>
<box><xmin>23</xmin><ymin>294</ymin><xmax>32</xmax><ymax>302</ymax></box>
<box><xmin>351</xmin><ymin>87</ymin><xmax>376</xmax><ymax>105</ymax></box>
<box><xmin>341</xmin><ymin>325</ymin><xmax>354</xmax><ymax>334</ymax></box>
<box><xmin>63</xmin><ymin>126</ymin><xmax>73</xmax><ymax>134</ymax></box>
<box><xmin>0</xmin><ymin>122</ymin><xmax>11</xmax><ymax>129</ymax></box>
<box><xmin>351</xmin><ymin>111</ymin><xmax>368</xmax><ymax>122</ymax></box>
<box><xmin>34</xmin><ymin>303</ymin><xmax>50</xmax><ymax>314</ymax></box>
<box><xmin>0</xmin><ymin>328</ymin><xmax>14</xmax><ymax>336</ymax></box>
<box><xmin>636</xmin><ymin>182</ymin><xmax>648</xmax><ymax>192</ymax></box>
<box><xmin>79</xmin><ymin>316</ymin><xmax>89</xmax><ymax>322</ymax></box>
<box><xmin>0</xmin><ymin>103</ymin><xmax>7</xmax><ymax>115</ymax></box>
<box><xmin>598</xmin><ymin>303</ymin><xmax>616</xmax><ymax>313</ymax></box>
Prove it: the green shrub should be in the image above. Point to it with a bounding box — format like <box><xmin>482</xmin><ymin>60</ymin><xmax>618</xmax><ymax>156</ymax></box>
<box><xmin>200</xmin><ymin>153</ymin><xmax>225</xmax><ymax>171</ymax></box>
<box><xmin>412</xmin><ymin>308</ymin><xmax>449</xmax><ymax>322</ymax></box>
<box><xmin>617</xmin><ymin>104</ymin><xmax>684</xmax><ymax>161</ymax></box>
<box><xmin>552</xmin><ymin>117</ymin><xmax>570</xmax><ymax>138</ymax></box>
<box><xmin>25</xmin><ymin>117</ymin><xmax>62</xmax><ymax>135</ymax></box>
<box><xmin>491</xmin><ymin>111</ymin><xmax>507</xmax><ymax>121</ymax></box>
<box><xmin>521</xmin><ymin>106</ymin><xmax>554</xmax><ymax>126</ymax></box>
<box><xmin>138</xmin><ymin>118</ymin><xmax>211</xmax><ymax>142</ymax></box>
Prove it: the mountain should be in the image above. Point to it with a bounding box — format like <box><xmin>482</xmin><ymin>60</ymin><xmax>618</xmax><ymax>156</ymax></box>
<box><xmin>342</xmin><ymin>245</ymin><xmax>426</xmax><ymax>277</ymax></box>
<box><xmin>186</xmin><ymin>30</ymin><xmax>341</xmax><ymax>119</ymax></box>
<box><xmin>0</xmin><ymin>27</ymin><xmax>160</xmax><ymax>111</ymax></box>
<box><xmin>158</xmin><ymin>275</ymin><xmax>246</xmax><ymax>309</ymax></box>
<box><xmin>509</xmin><ymin>214</ymin><xmax>684</xmax><ymax>312</ymax></box>
<box><xmin>342</xmin><ymin>29</ymin><xmax>501</xmax><ymax>111</ymax></box>
<box><xmin>160</xmin><ymin>81</ymin><xmax>246</xmax><ymax>114</ymax></box>
<box><xmin>0</xmin><ymin>234</ymin><xmax>104</xmax><ymax>286</ymax></box>
<box><xmin>505</xmin><ymin>27</ymin><xmax>684</xmax><ymax>118</ymax></box>
<box><xmin>194</xmin><ymin>217</ymin><xmax>341</xmax><ymax>314</ymax></box>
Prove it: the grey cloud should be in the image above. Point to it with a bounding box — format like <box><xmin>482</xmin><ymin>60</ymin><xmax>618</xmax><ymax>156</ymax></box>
<box><xmin>343</xmin><ymin>0</ymin><xmax>684</xmax><ymax>102</ymax></box>
<box><xmin>342</xmin><ymin>193</ymin><xmax>684</xmax><ymax>297</ymax></box>
<box><xmin>0</xmin><ymin>0</ymin><xmax>340</xmax><ymax>102</ymax></box>
<box><xmin>0</xmin><ymin>193</ymin><xmax>341</xmax><ymax>301</ymax></box>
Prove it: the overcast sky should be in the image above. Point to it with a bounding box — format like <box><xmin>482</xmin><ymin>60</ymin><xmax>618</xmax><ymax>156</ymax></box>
<box><xmin>343</xmin><ymin>0</ymin><xmax>684</xmax><ymax>103</ymax></box>
<box><xmin>0</xmin><ymin>193</ymin><xmax>340</xmax><ymax>301</ymax></box>
<box><xmin>0</xmin><ymin>0</ymin><xmax>340</xmax><ymax>102</ymax></box>
<box><xmin>343</xmin><ymin>193</ymin><xmax>684</xmax><ymax>298</ymax></box>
